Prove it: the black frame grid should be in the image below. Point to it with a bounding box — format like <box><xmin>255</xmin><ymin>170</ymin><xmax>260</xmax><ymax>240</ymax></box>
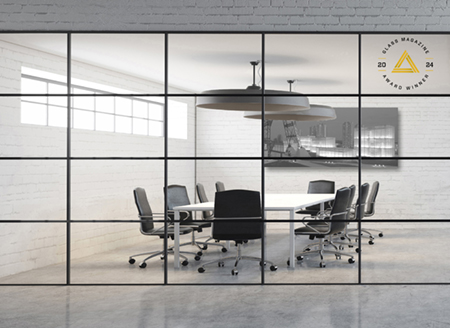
<box><xmin>1</xmin><ymin>31</ymin><xmax>450</xmax><ymax>286</ymax></box>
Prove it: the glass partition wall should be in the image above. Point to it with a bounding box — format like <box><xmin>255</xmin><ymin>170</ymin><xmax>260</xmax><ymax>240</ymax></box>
<box><xmin>1</xmin><ymin>32</ymin><xmax>449</xmax><ymax>285</ymax></box>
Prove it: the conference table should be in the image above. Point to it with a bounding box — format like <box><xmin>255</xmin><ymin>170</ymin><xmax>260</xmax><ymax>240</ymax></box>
<box><xmin>172</xmin><ymin>193</ymin><xmax>335</xmax><ymax>269</ymax></box>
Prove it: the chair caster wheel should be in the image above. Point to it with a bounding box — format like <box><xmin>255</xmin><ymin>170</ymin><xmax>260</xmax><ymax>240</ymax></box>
<box><xmin>202</xmin><ymin>245</ymin><xmax>208</xmax><ymax>250</ymax></box>
<box><xmin>348</xmin><ymin>245</ymin><xmax>354</xmax><ymax>248</ymax></box>
<box><xmin>304</xmin><ymin>248</ymin><xmax>310</xmax><ymax>252</ymax></box>
<box><xmin>348</xmin><ymin>258</ymin><xmax>355</xmax><ymax>264</ymax></box>
<box><xmin>197</xmin><ymin>251</ymin><xmax>203</xmax><ymax>256</ymax></box>
<box><xmin>319</xmin><ymin>262</ymin><xmax>326</xmax><ymax>268</ymax></box>
<box><xmin>339</xmin><ymin>246</ymin><xmax>344</xmax><ymax>251</ymax></box>
<box><xmin>194</xmin><ymin>255</ymin><xmax>201</xmax><ymax>261</ymax></box>
<box><xmin>335</xmin><ymin>255</ymin><xmax>341</xmax><ymax>260</ymax></box>
<box><xmin>139</xmin><ymin>262</ymin><xmax>147</xmax><ymax>269</ymax></box>
<box><xmin>221</xmin><ymin>247</ymin><xmax>227</xmax><ymax>253</ymax></box>
<box><xmin>379</xmin><ymin>233</ymin><xmax>384</xmax><ymax>237</ymax></box>
<box><xmin>287</xmin><ymin>260</ymin><xmax>290</xmax><ymax>266</ymax></box>
<box><xmin>260</xmin><ymin>261</ymin><xmax>266</xmax><ymax>267</ymax></box>
<box><xmin>340</xmin><ymin>236</ymin><xmax>345</xmax><ymax>240</ymax></box>
<box><xmin>218</xmin><ymin>261</ymin><xmax>224</xmax><ymax>267</ymax></box>
<box><xmin>198</xmin><ymin>267</ymin><xmax>205</xmax><ymax>273</ymax></box>
<box><xmin>368</xmin><ymin>240</ymin><xmax>374</xmax><ymax>245</ymax></box>
<box><xmin>128</xmin><ymin>258</ymin><xmax>135</xmax><ymax>264</ymax></box>
<box><xmin>231</xmin><ymin>269</ymin><xmax>238</xmax><ymax>275</ymax></box>
<box><xmin>270</xmin><ymin>265</ymin><xmax>277</xmax><ymax>271</ymax></box>
<box><xmin>181</xmin><ymin>260</ymin><xmax>189</xmax><ymax>266</ymax></box>
<box><xmin>296</xmin><ymin>256</ymin><xmax>303</xmax><ymax>261</ymax></box>
<box><xmin>243</xmin><ymin>240</ymin><xmax>248</xmax><ymax>244</ymax></box>
<box><xmin>355</xmin><ymin>248</ymin><xmax>359</xmax><ymax>253</ymax></box>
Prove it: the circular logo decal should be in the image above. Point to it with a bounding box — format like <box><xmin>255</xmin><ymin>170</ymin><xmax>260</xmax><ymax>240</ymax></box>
<box><xmin>378</xmin><ymin>37</ymin><xmax>433</xmax><ymax>91</ymax></box>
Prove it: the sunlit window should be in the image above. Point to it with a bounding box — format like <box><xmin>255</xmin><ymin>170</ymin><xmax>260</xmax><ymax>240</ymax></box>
<box><xmin>20</xmin><ymin>67</ymin><xmax>188</xmax><ymax>140</ymax></box>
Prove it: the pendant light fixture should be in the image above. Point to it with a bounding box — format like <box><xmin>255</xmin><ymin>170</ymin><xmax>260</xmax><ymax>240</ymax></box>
<box><xmin>196</xmin><ymin>61</ymin><xmax>310</xmax><ymax>112</ymax></box>
<box><xmin>244</xmin><ymin>80</ymin><xmax>336</xmax><ymax>121</ymax></box>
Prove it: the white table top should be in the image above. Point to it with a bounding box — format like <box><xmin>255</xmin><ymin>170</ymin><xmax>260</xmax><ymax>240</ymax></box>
<box><xmin>173</xmin><ymin>193</ymin><xmax>335</xmax><ymax>212</ymax></box>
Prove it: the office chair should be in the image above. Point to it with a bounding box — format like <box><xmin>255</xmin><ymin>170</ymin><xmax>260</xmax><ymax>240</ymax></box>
<box><xmin>198</xmin><ymin>189</ymin><xmax>277</xmax><ymax>275</ymax></box>
<box><xmin>128</xmin><ymin>187</ymin><xmax>201</xmax><ymax>268</ymax></box>
<box><xmin>166</xmin><ymin>184</ymin><xmax>213</xmax><ymax>253</ymax></box>
<box><xmin>346</xmin><ymin>182</ymin><xmax>373</xmax><ymax>247</ymax></box>
<box><xmin>294</xmin><ymin>187</ymin><xmax>355</xmax><ymax>268</ymax></box>
<box><xmin>195</xmin><ymin>183</ymin><xmax>227</xmax><ymax>252</ymax></box>
<box><xmin>296</xmin><ymin>180</ymin><xmax>335</xmax><ymax>216</ymax></box>
<box><xmin>215</xmin><ymin>181</ymin><xmax>225</xmax><ymax>192</ymax></box>
<box><xmin>351</xmin><ymin>181</ymin><xmax>383</xmax><ymax>240</ymax></box>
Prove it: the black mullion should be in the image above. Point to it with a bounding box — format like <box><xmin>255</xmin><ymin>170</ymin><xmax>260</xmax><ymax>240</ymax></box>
<box><xmin>261</xmin><ymin>33</ymin><xmax>265</xmax><ymax>285</ymax></box>
<box><xmin>66</xmin><ymin>32</ymin><xmax>72</xmax><ymax>286</ymax></box>
<box><xmin>163</xmin><ymin>33</ymin><xmax>169</xmax><ymax>285</ymax></box>
<box><xmin>357</xmin><ymin>33</ymin><xmax>362</xmax><ymax>285</ymax></box>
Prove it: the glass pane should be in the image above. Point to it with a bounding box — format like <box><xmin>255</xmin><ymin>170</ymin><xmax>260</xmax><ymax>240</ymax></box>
<box><xmin>265</xmin><ymin>34</ymin><xmax>359</xmax><ymax>94</ymax></box>
<box><xmin>195</xmin><ymin>96</ymin><xmax>260</xmax><ymax>158</ymax></box>
<box><xmin>148</xmin><ymin>102</ymin><xmax>163</xmax><ymax>121</ymax></box>
<box><xmin>0</xmin><ymin>34</ymin><xmax>67</xmax><ymax>94</ymax></box>
<box><xmin>0</xmin><ymin>97</ymin><xmax>66</xmax><ymax>157</ymax></box>
<box><xmin>21</xmin><ymin>101</ymin><xmax>47</xmax><ymax>125</ymax></box>
<box><xmin>0</xmin><ymin>223</ymin><xmax>66</xmax><ymax>284</ymax></box>
<box><xmin>70</xmin><ymin>160</ymin><xmax>164</xmax><ymax>283</ymax></box>
<box><xmin>73</xmin><ymin>109</ymin><xmax>94</xmax><ymax>130</ymax></box>
<box><xmin>48</xmin><ymin>105</ymin><xmax>67</xmax><ymax>128</ymax></box>
<box><xmin>96</xmin><ymin>97</ymin><xmax>114</xmax><ymax>113</ymax></box>
<box><xmin>48</xmin><ymin>83</ymin><xmax>67</xmax><ymax>95</ymax></box>
<box><xmin>71</xmin><ymin>97</ymin><xmax>164</xmax><ymax>157</ymax></box>
<box><xmin>95</xmin><ymin>112</ymin><xmax>114</xmax><ymax>132</ymax></box>
<box><xmin>362</xmin><ymin>34</ymin><xmax>450</xmax><ymax>94</ymax></box>
<box><xmin>264</xmin><ymin>97</ymin><xmax>359</xmax><ymax>165</ymax></box>
<box><xmin>48</xmin><ymin>94</ymin><xmax>66</xmax><ymax>107</ymax></box>
<box><xmin>116</xmin><ymin>97</ymin><xmax>132</xmax><ymax>116</ymax></box>
<box><xmin>0</xmin><ymin>160</ymin><xmax>66</xmax><ymax>221</ymax></box>
<box><xmin>133</xmin><ymin>118</ymin><xmax>147</xmax><ymax>135</ymax></box>
<box><xmin>71</xmin><ymin>34</ymin><xmax>164</xmax><ymax>94</ymax></box>
<box><xmin>168</xmin><ymin>34</ymin><xmax>261</xmax><ymax>94</ymax></box>
<box><xmin>264</xmin><ymin>159</ymin><xmax>358</xmax><ymax>283</ymax></box>
<box><xmin>169</xmin><ymin>159</ymin><xmax>262</xmax><ymax>284</ymax></box>
<box><xmin>72</xmin><ymin>96</ymin><xmax>94</xmax><ymax>110</ymax></box>
<box><xmin>168</xmin><ymin>97</ymin><xmax>195</xmax><ymax>157</ymax></box>
<box><xmin>133</xmin><ymin>100</ymin><xmax>147</xmax><ymax>118</ymax></box>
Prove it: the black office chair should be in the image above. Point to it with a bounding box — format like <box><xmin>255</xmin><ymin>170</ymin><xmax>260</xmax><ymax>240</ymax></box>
<box><xmin>294</xmin><ymin>187</ymin><xmax>355</xmax><ymax>268</ymax></box>
<box><xmin>357</xmin><ymin>181</ymin><xmax>383</xmax><ymax>239</ymax></box>
<box><xmin>198</xmin><ymin>189</ymin><xmax>277</xmax><ymax>275</ymax></box>
<box><xmin>347</xmin><ymin>182</ymin><xmax>373</xmax><ymax>247</ymax></box>
<box><xmin>128</xmin><ymin>187</ymin><xmax>200</xmax><ymax>268</ymax></box>
<box><xmin>166</xmin><ymin>184</ymin><xmax>212</xmax><ymax>253</ymax></box>
<box><xmin>215</xmin><ymin>181</ymin><xmax>225</xmax><ymax>192</ymax></box>
<box><xmin>195</xmin><ymin>183</ymin><xmax>227</xmax><ymax>252</ymax></box>
<box><xmin>296</xmin><ymin>180</ymin><xmax>335</xmax><ymax>216</ymax></box>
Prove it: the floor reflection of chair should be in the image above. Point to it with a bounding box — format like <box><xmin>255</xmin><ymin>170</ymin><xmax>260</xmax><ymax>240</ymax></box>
<box><xmin>294</xmin><ymin>187</ymin><xmax>355</xmax><ymax>268</ymax></box>
<box><xmin>128</xmin><ymin>187</ymin><xmax>200</xmax><ymax>268</ymax></box>
<box><xmin>198</xmin><ymin>189</ymin><xmax>277</xmax><ymax>275</ymax></box>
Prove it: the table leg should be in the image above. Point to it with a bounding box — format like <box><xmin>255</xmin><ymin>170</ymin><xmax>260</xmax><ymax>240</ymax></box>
<box><xmin>174</xmin><ymin>211</ymin><xmax>180</xmax><ymax>269</ymax></box>
<box><xmin>289</xmin><ymin>209</ymin><xmax>295</xmax><ymax>268</ymax></box>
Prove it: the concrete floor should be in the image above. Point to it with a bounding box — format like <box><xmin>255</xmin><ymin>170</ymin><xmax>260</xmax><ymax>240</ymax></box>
<box><xmin>2</xmin><ymin>284</ymin><xmax>450</xmax><ymax>328</ymax></box>
<box><xmin>1</xmin><ymin>226</ymin><xmax>450</xmax><ymax>327</ymax></box>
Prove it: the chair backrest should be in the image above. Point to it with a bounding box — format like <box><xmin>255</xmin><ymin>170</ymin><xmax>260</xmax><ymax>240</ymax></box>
<box><xmin>215</xmin><ymin>181</ymin><xmax>226</xmax><ymax>192</ymax></box>
<box><xmin>347</xmin><ymin>184</ymin><xmax>356</xmax><ymax>219</ymax></box>
<box><xmin>307</xmin><ymin>180</ymin><xmax>335</xmax><ymax>194</ymax></box>
<box><xmin>365</xmin><ymin>181</ymin><xmax>379</xmax><ymax>217</ymax></box>
<box><xmin>355</xmin><ymin>183</ymin><xmax>370</xmax><ymax>220</ymax></box>
<box><xmin>166</xmin><ymin>184</ymin><xmax>192</xmax><ymax>222</ymax></box>
<box><xmin>133</xmin><ymin>187</ymin><xmax>154</xmax><ymax>233</ymax></box>
<box><xmin>213</xmin><ymin>189</ymin><xmax>262</xmax><ymax>241</ymax></box>
<box><xmin>196</xmin><ymin>183</ymin><xmax>213</xmax><ymax>220</ymax></box>
<box><xmin>329</xmin><ymin>187</ymin><xmax>351</xmax><ymax>234</ymax></box>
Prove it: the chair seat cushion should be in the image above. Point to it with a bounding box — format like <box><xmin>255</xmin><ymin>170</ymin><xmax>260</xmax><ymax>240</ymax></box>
<box><xmin>295</xmin><ymin>224</ymin><xmax>329</xmax><ymax>236</ymax></box>
<box><xmin>144</xmin><ymin>226</ymin><xmax>193</xmax><ymax>237</ymax></box>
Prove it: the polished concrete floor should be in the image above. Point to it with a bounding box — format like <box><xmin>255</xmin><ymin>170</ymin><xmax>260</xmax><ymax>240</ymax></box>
<box><xmin>1</xmin><ymin>226</ymin><xmax>450</xmax><ymax>327</ymax></box>
<box><xmin>2</xmin><ymin>284</ymin><xmax>450</xmax><ymax>328</ymax></box>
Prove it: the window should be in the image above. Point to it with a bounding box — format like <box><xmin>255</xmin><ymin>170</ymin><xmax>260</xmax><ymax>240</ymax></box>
<box><xmin>20</xmin><ymin>67</ymin><xmax>188</xmax><ymax>139</ymax></box>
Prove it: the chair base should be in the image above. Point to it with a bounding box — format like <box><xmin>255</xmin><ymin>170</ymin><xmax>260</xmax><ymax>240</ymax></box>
<box><xmin>129</xmin><ymin>244</ymin><xmax>200</xmax><ymax>268</ymax></box>
<box><xmin>198</xmin><ymin>243</ymin><xmax>277</xmax><ymax>275</ymax></box>
<box><xmin>294</xmin><ymin>237</ymin><xmax>355</xmax><ymax>268</ymax></box>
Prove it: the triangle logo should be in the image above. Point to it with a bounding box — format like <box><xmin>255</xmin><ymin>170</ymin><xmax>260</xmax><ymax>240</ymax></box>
<box><xmin>392</xmin><ymin>50</ymin><xmax>420</xmax><ymax>73</ymax></box>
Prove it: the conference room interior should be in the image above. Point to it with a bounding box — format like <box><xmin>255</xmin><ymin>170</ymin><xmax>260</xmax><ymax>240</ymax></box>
<box><xmin>1</xmin><ymin>32</ymin><xmax>449</xmax><ymax>285</ymax></box>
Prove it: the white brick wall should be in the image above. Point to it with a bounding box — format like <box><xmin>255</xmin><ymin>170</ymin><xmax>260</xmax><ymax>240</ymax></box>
<box><xmin>1</xmin><ymin>0</ymin><xmax>450</xmax><ymax>32</ymax></box>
